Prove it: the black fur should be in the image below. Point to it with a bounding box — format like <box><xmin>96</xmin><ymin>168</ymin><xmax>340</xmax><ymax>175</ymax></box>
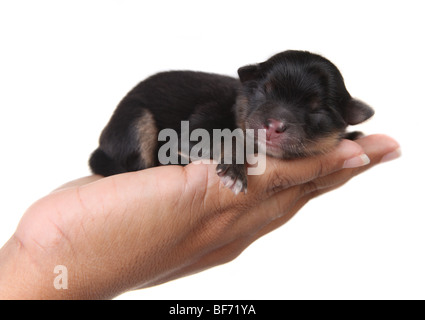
<box><xmin>90</xmin><ymin>50</ymin><xmax>374</xmax><ymax>194</ymax></box>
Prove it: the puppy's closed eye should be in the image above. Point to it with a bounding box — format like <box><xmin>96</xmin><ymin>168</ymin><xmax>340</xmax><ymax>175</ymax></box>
<box><xmin>308</xmin><ymin>97</ymin><xmax>321</xmax><ymax>111</ymax></box>
<box><xmin>309</xmin><ymin>112</ymin><xmax>332</xmax><ymax>129</ymax></box>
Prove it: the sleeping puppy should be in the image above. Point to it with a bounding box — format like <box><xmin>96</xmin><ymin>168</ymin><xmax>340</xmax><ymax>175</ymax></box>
<box><xmin>89</xmin><ymin>50</ymin><xmax>374</xmax><ymax>194</ymax></box>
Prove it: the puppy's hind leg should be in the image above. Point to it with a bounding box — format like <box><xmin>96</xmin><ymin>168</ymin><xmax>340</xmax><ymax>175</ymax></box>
<box><xmin>90</xmin><ymin>107</ymin><xmax>159</xmax><ymax>176</ymax></box>
<box><xmin>135</xmin><ymin>109</ymin><xmax>159</xmax><ymax>169</ymax></box>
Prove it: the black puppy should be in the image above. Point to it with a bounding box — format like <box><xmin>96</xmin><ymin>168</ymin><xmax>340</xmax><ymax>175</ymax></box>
<box><xmin>89</xmin><ymin>50</ymin><xmax>374</xmax><ymax>194</ymax></box>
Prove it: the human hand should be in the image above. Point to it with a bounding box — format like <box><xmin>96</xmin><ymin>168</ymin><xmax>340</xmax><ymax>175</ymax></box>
<box><xmin>0</xmin><ymin>134</ymin><xmax>400</xmax><ymax>299</ymax></box>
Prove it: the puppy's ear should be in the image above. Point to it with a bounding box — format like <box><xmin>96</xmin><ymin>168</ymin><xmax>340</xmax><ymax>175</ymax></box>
<box><xmin>238</xmin><ymin>64</ymin><xmax>261</xmax><ymax>83</ymax></box>
<box><xmin>344</xmin><ymin>98</ymin><xmax>375</xmax><ymax>125</ymax></box>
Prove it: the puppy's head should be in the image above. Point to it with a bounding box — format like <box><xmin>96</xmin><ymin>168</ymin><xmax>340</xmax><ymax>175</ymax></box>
<box><xmin>236</xmin><ymin>50</ymin><xmax>374</xmax><ymax>158</ymax></box>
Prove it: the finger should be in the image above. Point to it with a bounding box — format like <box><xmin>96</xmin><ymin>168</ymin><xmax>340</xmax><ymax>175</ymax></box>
<box><xmin>232</xmin><ymin>134</ymin><xmax>401</xmax><ymax>242</ymax></box>
<box><xmin>351</xmin><ymin>133</ymin><xmax>401</xmax><ymax>172</ymax></box>
<box><xmin>151</xmin><ymin>135</ymin><xmax>402</xmax><ymax>285</ymax></box>
<box><xmin>299</xmin><ymin>134</ymin><xmax>401</xmax><ymax>195</ymax></box>
<box><xmin>248</xmin><ymin>139</ymin><xmax>367</xmax><ymax>199</ymax></box>
<box><xmin>180</xmin><ymin>135</ymin><xmax>376</xmax><ymax>235</ymax></box>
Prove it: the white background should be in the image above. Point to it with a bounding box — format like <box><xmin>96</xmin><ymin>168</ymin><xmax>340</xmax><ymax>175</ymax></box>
<box><xmin>0</xmin><ymin>0</ymin><xmax>424</xmax><ymax>299</ymax></box>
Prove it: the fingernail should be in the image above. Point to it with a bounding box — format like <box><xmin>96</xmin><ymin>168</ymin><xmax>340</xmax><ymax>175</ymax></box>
<box><xmin>380</xmin><ymin>148</ymin><xmax>402</xmax><ymax>163</ymax></box>
<box><xmin>343</xmin><ymin>154</ymin><xmax>370</xmax><ymax>169</ymax></box>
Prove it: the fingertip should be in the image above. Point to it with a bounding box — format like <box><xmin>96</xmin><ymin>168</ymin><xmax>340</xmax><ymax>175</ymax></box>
<box><xmin>380</xmin><ymin>148</ymin><xmax>402</xmax><ymax>164</ymax></box>
<box><xmin>343</xmin><ymin>153</ymin><xmax>371</xmax><ymax>169</ymax></box>
<box><xmin>356</xmin><ymin>133</ymin><xmax>400</xmax><ymax>150</ymax></box>
<box><xmin>353</xmin><ymin>134</ymin><xmax>401</xmax><ymax>164</ymax></box>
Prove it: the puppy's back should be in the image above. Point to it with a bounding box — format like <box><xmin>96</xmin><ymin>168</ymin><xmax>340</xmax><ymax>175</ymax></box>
<box><xmin>90</xmin><ymin>71</ymin><xmax>241</xmax><ymax>176</ymax></box>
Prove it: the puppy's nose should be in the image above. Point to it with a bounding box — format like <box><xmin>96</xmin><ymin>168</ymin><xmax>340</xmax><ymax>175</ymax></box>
<box><xmin>264</xmin><ymin>119</ymin><xmax>286</xmax><ymax>140</ymax></box>
<box><xmin>266</xmin><ymin>119</ymin><xmax>286</xmax><ymax>133</ymax></box>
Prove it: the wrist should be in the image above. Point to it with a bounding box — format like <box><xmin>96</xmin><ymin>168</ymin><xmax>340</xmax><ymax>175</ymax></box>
<box><xmin>0</xmin><ymin>188</ymin><xmax>128</xmax><ymax>299</ymax></box>
<box><xmin>0</xmin><ymin>234</ymin><xmax>117</xmax><ymax>299</ymax></box>
<box><xmin>0</xmin><ymin>236</ymin><xmax>53</xmax><ymax>299</ymax></box>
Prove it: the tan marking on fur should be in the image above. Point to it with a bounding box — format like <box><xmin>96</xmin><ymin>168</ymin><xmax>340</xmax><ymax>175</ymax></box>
<box><xmin>305</xmin><ymin>131</ymin><xmax>343</xmax><ymax>156</ymax></box>
<box><xmin>136</xmin><ymin>109</ymin><xmax>158</xmax><ymax>168</ymax></box>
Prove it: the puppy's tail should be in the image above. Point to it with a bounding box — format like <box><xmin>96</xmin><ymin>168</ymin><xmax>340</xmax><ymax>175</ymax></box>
<box><xmin>89</xmin><ymin>148</ymin><xmax>126</xmax><ymax>177</ymax></box>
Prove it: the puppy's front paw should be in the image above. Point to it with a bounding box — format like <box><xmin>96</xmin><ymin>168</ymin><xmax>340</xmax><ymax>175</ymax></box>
<box><xmin>216</xmin><ymin>163</ymin><xmax>248</xmax><ymax>195</ymax></box>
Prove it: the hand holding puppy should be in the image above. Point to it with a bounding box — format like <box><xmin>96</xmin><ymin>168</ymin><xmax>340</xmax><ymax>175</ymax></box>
<box><xmin>0</xmin><ymin>135</ymin><xmax>399</xmax><ymax>299</ymax></box>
